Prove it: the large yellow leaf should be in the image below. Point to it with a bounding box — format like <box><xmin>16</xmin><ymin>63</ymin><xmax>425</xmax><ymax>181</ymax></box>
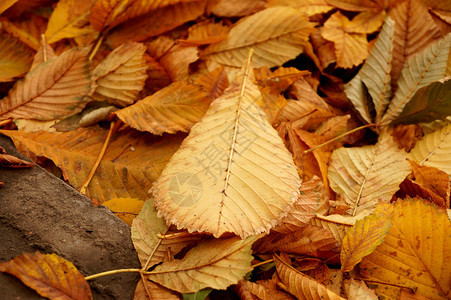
<box><xmin>0</xmin><ymin>252</ymin><xmax>92</xmax><ymax>299</ymax></box>
<box><xmin>409</xmin><ymin>124</ymin><xmax>451</xmax><ymax>174</ymax></box>
<box><xmin>322</xmin><ymin>11</ymin><xmax>369</xmax><ymax>69</ymax></box>
<box><xmin>92</xmin><ymin>42</ymin><xmax>148</xmax><ymax>107</ymax></box>
<box><xmin>0</xmin><ymin>127</ymin><xmax>184</xmax><ymax>204</ymax></box>
<box><xmin>116</xmin><ymin>81</ymin><xmax>211</xmax><ymax>135</ymax></box>
<box><xmin>202</xmin><ymin>7</ymin><xmax>315</xmax><ymax>68</ymax></box>
<box><xmin>274</xmin><ymin>253</ymin><xmax>345</xmax><ymax>300</ymax></box>
<box><xmin>131</xmin><ymin>199</ymin><xmax>201</xmax><ymax>268</ymax></box>
<box><xmin>0</xmin><ymin>33</ymin><xmax>33</xmax><ymax>82</ymax></box>
<box><xmin>0</xmin><ymin>47</ymin><xmax>92</xmax><ymax>121</ymax></box>
<box><xmin>146</xmin><ymin>235</ymin><xmax>260</xmax><ymax>293</ymax></box>
<box><xmin>389</xmin><ymin>0</ymin><xmax>443</xmax><ymax>88</ymax></box>
<box><xmin>360</xmin><ymin>199</ymin><xmax>451</xmax><ymax>299</ymax></box>
<box><xmin>328</xmin><ymin>130</ymin><xmax>411</xmax><ymax>216</ymax></box>
<box><xmin>152</xmin><ymin>57</ymin><xmax>301</xmax><ymax>238</ymax></box>
<box><xmin>341</xmin><ymin>206</ymin><xmax>392</xmax><ymax>272</ymax></box>
<box><xmin>44</xmin><ymin>0</ymin><xmax>96</xmax><ymax>44</ymax></box>
<box><xmin>107</xmin><ymin>1</ymin><xmax>206</xmax><ymax>47</ymax></box>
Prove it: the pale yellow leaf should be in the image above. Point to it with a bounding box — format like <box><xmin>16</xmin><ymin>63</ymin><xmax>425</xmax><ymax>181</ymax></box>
<box><xmin>116</xmin><ymin>81</ymin><xmax>211</xmax><ymax>135</ymax></box>
<box><xmin>202</xmin><ymin>7</ymin><xmax>315</xmax><ymax>68</ymax></box>
<box><xmin>147</xmin><ymin>235</ymin><xmax>260</xmax><ymax>293</ymax></box>
<box><xmin>360</xmin><ymin>199</ymin><xmax>451</xmax><ymax>299</ymax></box>
<box><xmin>152</xmin><ymin>57</ymin><xmax>301</xmax><ymax>238</ymax></box>
<box><xmin>328</xmin><ymin>129</ymin><xmax>411</xmax><ymax>216</ymax></box>
<box><xmin>409</xmin><ymin>123</ymin><xmax>451</xmax><ymax>174</ymax></box>
<box><xmin>92</xmin><ymin>42</ymin><xmax>148</xmax><ymax>107</ymax></box>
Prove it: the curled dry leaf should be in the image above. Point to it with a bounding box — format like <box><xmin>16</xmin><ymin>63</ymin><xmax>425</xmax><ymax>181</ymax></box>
<box><xmin>0</xmin><ymin>152</ymin><xmax>35</xmax><ymax>168</ymax></box>
<box><xmin>0</xmin><ymin>252</ymin><xmax>92</xmax><ymax>300</ymax></box>
<box><xmin>92</xmin><ymin>42</ymin><xmax>148</xmax><ymax>107</ymax></box>
<box><xmin>274</xmin><ymin>253</ymin><xmax>346</xmax><ymax>300</ymax></box>
<box><xmin>202</xmin><ymin>7</ymin><xmax>315</xmax><ymax>68</ymax></box>
<box><xmin>116</xmin><ymin>81</ymin><xmax>211</xmax><ymax>135</ymax></box>
<box><xmin>0</xmin><ymin>47</ymin><xmax>92</xmax><ymax>121</ymax></box>
<box><xmin>254</xmin><ymin>225</ymin><xmax>340</xmax><ymax>259</ymax></box>
<box><xmin>146</xmin><ymin>235</ymin><xmax>260</xmax><ymax>294</ymax></box>
<box><xmin>360</xmin><ymin>198</ymin><xmax>451</xmax><ymax>299</ymax></box>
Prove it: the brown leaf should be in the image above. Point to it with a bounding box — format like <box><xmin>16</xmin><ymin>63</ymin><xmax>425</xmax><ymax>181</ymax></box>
<box><xmin>193</xmin><ymin>66</ymin><xmax>229</xmax><ymax>99</ymax></box>
<box><xmin>134</xmin><ymin>279</ymin><xmax>181</xmax><ymax>300</ymax></box>
<box><xmin>177</xmin><ymin>20</ymin><xmax>229</xmax><ymax>46</ymax></box>
<box><xmin>0</xmin><ymin>152</ymin><xmax>34</xmax><ymax>168</ymax></box>
<box><xmin>392</xmin><ymin>124</ymin><xmax>423</xmax><ymax>152</ymax></box>
<box><xmin>0</xmin><ymin>47</ymin><xmax>92</xmax><ymax>121</ymax></box>
<box><xmin>0</xmin><ymin>252</ymin><xmax>92</xmax><ymax>300</ymax></box>
<box><xmin>206</xmin><ymin>0</ymin><xmax>265</xmax><ymax>17</ymax></box>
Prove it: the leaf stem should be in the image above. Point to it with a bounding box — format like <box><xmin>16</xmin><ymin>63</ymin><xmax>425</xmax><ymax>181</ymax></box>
<box><xmin>89</xmin><ymin>35</ymin><xmax>104</xmax><ymax>62</ymax></box>
<box><xmin>79</xmin><ymin>121</ymin><xmax>115</xmax><ymax>195</ymax></box>
<box><xmin>251</xmin><ymin>259</ymin><xmax>273</xmax><ymax>268</ymax></box>
<box><xmin>84</xmin><ymin>268</ymin><xmax>141</xmax><ymax>280</ymax></box>
<box><xmin>303</xmin><ymin>123</ymin><xmax>375</xmax><ymax>154</ymax></box>
<box><xmin>0</xmin><ymin>119</ymin><xmax>12</xmax><ymax>127</ymax></box>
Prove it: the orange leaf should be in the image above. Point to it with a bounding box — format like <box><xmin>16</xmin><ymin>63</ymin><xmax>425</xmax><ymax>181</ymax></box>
<box><xmin>0</xmin><ymin>127</ymin><xmax>185</xmax><ymax>204</ymax></box>
<box><xmin>116</xmin><ymin>81</ymin><xmax>211</xmax><ymax>135</ymax></box>
<box><xmin>177</xmin><ymin>20</ymin><xmax>229</xmax><ymax>46</ymax></box>
<box><xmin>267</xmin><ymin>0</ymin><xmax>333</xmax><ymax>16</ymax></box>
<box><xmin>0</xmin><ymin>47</ymin><xmax>92</xmax><ymax>121</ymax></box>
<box><xmin>0</xmin><ymin>252</ymin><xmax>92</xmax><ymax>300</ymax></box>
<box><xmin>107</xmin><ymin>1</ymin><xmax>206</xmax><ymax>47</ymax></box>
<box><xmin>193</xmin><ymin>66</ymin><xmax>229</xmax><ymax>99</ymax></box>
<box><xmin>134</xmin><ymin>278</ymin><xmax>180</xmax><ymax>300</ymax></box>
<box><xmin>0</xmin><ymin>152</ymin><xmax>34</xmax><ymax>168</ymax></box>
<box><xmin>102</xmin><ymin>197</ymin><xmax>144</xmax><ymax>226</ymax></box>
<box><xmin>0</xmin><ymin>32</ymin><xmax>33</xmax><ymax>82</ymax></box>
<box><xmin>322</xmin><ymin>11</ymin><xmax>369</xmax><ymax>68</ymax></box>
<box><xmin>206</xmin><ymin>0</ymin><xmax>265</xmax><ymax>17</ymax></box>
<box><xmin>157</xmin><ymin>44</ymin><xmax>198</xmax><ymax>82</ymax></box>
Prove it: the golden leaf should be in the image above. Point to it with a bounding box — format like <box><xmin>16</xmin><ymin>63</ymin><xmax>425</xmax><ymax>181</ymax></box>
<box><xmin>274</xmin><ymin>253</ymin><xmax>346</xmax><ymax>300</ymax></box>
<box><xmin>0</xmin><ymin>47</ymin><xmax>92</xmax><ymax>121</ymax></box>
<box><xmin>0</xmin><ymin>252</ymin><xmax>92</xmax><ymax>299</ymax></box>
<box><xmin>328</xmin><ymin>129</ymin><xmax>411</xmax><ymax>216</ymax></box>
<box><xmin>152</xmin><ymin>55</ymin><xmax>301</xmax><ymax>238</ymax></box>
<box><xmin>202</xmin><ymin>7</ymin><xmax>315</xmax><ymax>68</ymax></box>
<box><xmin>0</xmin><ymin>127</ymin><xmax>184</xmax><ymax>204</ymax></box>
<box><xmin>134</xmin><ymin>279</ymin><xmax>180</xmax><ymax>300</ymax></box>
<box><xmin>206</xmin><ymin>0</ymin><xmax>265</xmax><ymax>17</ymax></box>
<box><xmin>146</xmin><ymin>235</ymin><xmax>260</xmax><ymax>293</ymax></box>
<box><xmin>341</xmin><ymin>209</ymin><xmax>392</xmax><ymax>272</ymax></box>
<box><xmin>44</xmin><ymin>0</ymin><xmax>96</xmax><ymax>44</ymax></box>
<box><xmin>0</xmin><ymin>0</ymin><xmax>17</xmax><ymax>15</ymax></box>
<box><xmin>131</xmin><ymin>199</ymin><xmax>201</xmax><ymax>268</ymax></box>
<box><xmin>0</xmin><ymin>33</ymin><xmax>33</xmax><ymax>82</ymax></box>
<box><xmin>102</xmin><ymin>197</ymin><xmax>144</xmax><ymax>226</ymax></box>
<box><xmin>177</xmin><ymin>20</ymin><xmax>229</xmax><ymax>46</ymax></box>
<box><xmin>193</xmin><ymin>66</ymin><xmax>229</xmax><ymax>99</ymax></box>
<box><xmin>116</xmin><ymin>81</ymin><xmax>211</xmax><ymax>135</ymax></box>
<box><xmin>92</xmin><ymin>42</ymin><xmax>148</xmax><ymax>107</ymax></box>
<box><xmin>322</xmin><ymin>11</ymin><xmax>369</xmax><ymax>68</ymax></box>
<box><xmin>360</xmin><ymin>199</ymin><xmax>451</xmax><ymax>299</ymax></box>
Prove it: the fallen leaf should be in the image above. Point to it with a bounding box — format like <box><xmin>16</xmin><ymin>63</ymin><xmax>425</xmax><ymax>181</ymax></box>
<box><xmin>134</xmin><ymin>279</ymin><xmax>180</xmax><ymax>300</ymax></box>
<box><xmin>146</xmin><ymin>235</ymin><xmax>260</xmax><ymax>294</ymax></box>
<box><xmin>0</xmin><ymin>47</ymin><xmax>92</xmax><ymax>121</ymax></box>
<box><xmin>0</xmin><ymin>252</ymin><xmax>92</xmax><ymax>299</ymax></box>
<box><xmin>206</xmin><ymin>0</ymin><xmax>265</xmax><ymax>17</ymax></box>
<box><xmin>152</xmin><ymin>57</ymin><xmax>301</xmax><ymax>238</ymax></box>
<box><xmin>343</xmin><ymin>279</ymin><xmax>378</xmax><ymax>300</ymax></box>
<box><xmin>92</xmin><ymin>42</ymin><xmax>148</xmax><ymax>107</ymax></box>
<box><xmin>274</xmin><ymin>253</ymin><xmax>345</xmax><ymax>300</ymax></box>
<box><xmin>267</xmin><ymin>0</ymin><xmax>333</xmax><ymax>16</ymax></box>
<box><xmin>0</xmin><ymin>33</ymin><xmax>33</xmax><ymax>82</ymax></box>
<box><xmin>391</xmin><ymin>124</ymin><xmax>423</xmax><ymax>152</ymax></box>
<box><xmin>116</xmin><ymin>81</ymin><xmax>211</xmax><ymax>135</ymax></box>
<box><xmin>360</xmin><ymin>198</ymin><xmax>451</xmax><ymax>299</ymax></box>
<box><xmin>177</xmin><ymin>20</ymin><xmax>229</xmax><ymax>46</ymax></box>
<box><xmin>102</xmin><ymin>197</ymin><xmax>144</xmax><ymax>226</ymax></box>
<box><xmin>202</xmin><ymin>7</ymin><xmax>315</xmax><ymax>68</ymax></box>
<box><xmin>131</xmin><ymin>199</ymin><xmax>201</xmax><ymax>268</ymax></box>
